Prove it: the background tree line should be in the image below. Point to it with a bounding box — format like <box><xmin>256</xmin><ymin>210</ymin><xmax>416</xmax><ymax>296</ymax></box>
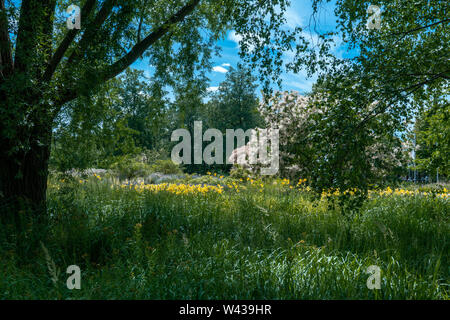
<box><xmin>50</xmin><ymin>65</ymin><xmax>263</xmax><ymax>175</ymax></box>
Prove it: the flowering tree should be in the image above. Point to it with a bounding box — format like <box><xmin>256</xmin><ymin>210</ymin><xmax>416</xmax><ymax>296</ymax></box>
<box><xmin>258</xmin><ymin>89</ymin><xmax>409</xmax><ymax>198</ymax></box>
<box><xmin>258</xmin><ymin>91</ymin><xmax>316</xmax><ymax>177</ymax></box>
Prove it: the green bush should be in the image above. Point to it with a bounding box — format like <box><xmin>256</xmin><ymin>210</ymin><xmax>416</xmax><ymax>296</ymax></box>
<box><xmin>229</xmin><ymin>165</ymin><xmax>253</xmax><ymax>180</ymax></box>
<box><xmin>110</xmin><ymin>155</ymin><xmax>152</xmax><ymax>180</ymax></box>
<box><xmin>142</xmin><ymin>148</ymin><xmax>169</xmax><ymax>164</ymax></box>
<box><xmin>185</xmin><ymin>175</ymin><xmax>223</xmax><ymax>186</ymax></box>
<box><xmin>150</xmin><ymin>159</ymin><xmax>183</xmax><ymax>175</ymax></box>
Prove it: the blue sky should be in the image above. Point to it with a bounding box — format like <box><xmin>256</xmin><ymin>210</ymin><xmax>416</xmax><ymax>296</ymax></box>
<box><xmin>8</xmin><ymin>0</ymin><xmax>351</xmax><ymax>97</ymax></box>
<box><xmin>131</xmin><ymin>0</ymin><xmax>351</xmax><ymax>98</ymax></box>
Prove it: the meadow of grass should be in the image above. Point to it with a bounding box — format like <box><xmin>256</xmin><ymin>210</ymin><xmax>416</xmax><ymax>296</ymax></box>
<box><xmin>0</xmin><ymin>175</ymin><xmax>448</xmax><ymax>299</ymax></box>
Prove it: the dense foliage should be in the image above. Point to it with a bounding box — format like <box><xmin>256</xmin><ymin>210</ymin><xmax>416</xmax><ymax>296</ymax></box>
<box><xmin>0</xmin><ymin>0</ymin><xmax>448</xmax><ymax>301</ymax></box>
<box><xmin>0</xmin><ymin>176</ymin><xmax>448</xmax><ymax>299</ymax></box>
<box><xmin>414</xmin><ymin>101</ymin><xmax>449</xmax><ymax>178</ymax></box>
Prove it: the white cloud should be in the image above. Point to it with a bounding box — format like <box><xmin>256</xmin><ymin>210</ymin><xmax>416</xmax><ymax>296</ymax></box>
<box><xmin>228</xmin><ymin>31</ymin><xmax>243</xmax><ymax>45</ymax></box>
<box><xmin>221</xmin><ymin>63</ymin><xmax>231</xmax><ymax>67</ymax></box>
<box><xmin>207</xmin><ymin>86</ymin><xmax>219</xmax><ymax>92</ymax></box>
<box><xmin>282</xmin><ymin>68</ymin><xmax>318</xmax><ymax>93</ymax></box>
<box><xmin>284</xmin><ymin>8</ymin><xmax>303</xmax><ymax>29</ymax></box>
<box><xmin>301</xmin><ymin>31</ymin><xmax>321</xmax><ymax>46</ymax></box>
<box><xmin>212</xmin><ymin>66</ymin><xmax>228</xmax><ymax>73</ymax></box>
<box><xmin>290</xmin><ymin>80</ymin><xmax>314</xmax><ymax>92</ymax></box>
<box><xmin>228</xmin><ymin>30</ymin><xmax>257</xmax><ymax>52</ymax></box>
<box><xmin>283</xmin><ymin>48</ymin><xmax>296</xmax><ymax>61</ymax></box>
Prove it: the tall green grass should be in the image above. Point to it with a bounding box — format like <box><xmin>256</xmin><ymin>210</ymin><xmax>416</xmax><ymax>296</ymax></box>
<box><xmin>0</xmin><ymin>177</ymin><xmax>448</xmax><ymax>299</ymax></box>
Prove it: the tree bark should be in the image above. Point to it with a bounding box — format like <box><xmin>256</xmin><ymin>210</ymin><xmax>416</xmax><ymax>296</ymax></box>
<box><xmin>0</xmin><ymin>115</ymin><xmax>51</xmax><ymax>225</ymax></box>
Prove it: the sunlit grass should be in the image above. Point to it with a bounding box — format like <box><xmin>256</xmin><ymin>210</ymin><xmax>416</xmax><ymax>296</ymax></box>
<box><xmin>0</xmin><ymin>175</ymin><xmax>448</xmax><ymax>299</ymax></box>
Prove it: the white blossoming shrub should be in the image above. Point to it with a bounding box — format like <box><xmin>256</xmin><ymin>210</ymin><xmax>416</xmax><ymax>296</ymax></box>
<box><xmin>258</xmin><ymin>90</ymin><xmax>410</xmax><ymax>185</ymax></box>
<box><xmin>228</xmin><ymin>90</ymin><xmax>410</xmax><ymax>188</ymax></box>
<box><xmin>258</xmin><ymin>91</ymin><xmax>320</xmax><ymax>178</ymax></box>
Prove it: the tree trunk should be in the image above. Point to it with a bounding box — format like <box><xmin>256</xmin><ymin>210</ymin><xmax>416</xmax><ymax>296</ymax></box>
<box><xmin>0</xmin><ymin>122</ymin><xmax>51</xmax><ymax>226</ymax></box>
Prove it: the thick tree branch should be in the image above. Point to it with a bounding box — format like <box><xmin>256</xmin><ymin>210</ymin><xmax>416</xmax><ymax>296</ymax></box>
<box><xmin>99</xmin><ymin>0</ymin><xmax>201</xmax><ymax>82</ymax></box>
<box><xmin>136</xmin><ymin>0</ymin><xmax>148</xmax><ymax>44</ymax></box>
<box><xmin>41</xmin><ymin>0</ymin><xmax>57</xmax><ymax>73</ymax></box>
<box><xmin>54</xmin><ymin>86</ymin><xmax>78</xmax><ymax>109</ymax></box>
<box><xmin>404</xmin><ymin>71</ymin><xmax>450</xmax><ymax>80</ymax></box>
<box><xmin>14</xmin><ymin>0</ymin><xmax>56</xmax><ymax>74</ymax></box>
<box><xmin>67</xmin><ymin>0</ymin><xmax>117</xmax><ymax>65</ymax></box>
<box><xmin>0</xmin><ymin>0</ymin><xmax>13</xmax><ymax>78</ymax></box>
<box><xmin>42</xmin><ymin>0</ymin><xmax>97</xmax><ymax>82</ymax></box>
<box><xmin>13</xmin><ymin>0</ymin><xmax>33</xmax><ymax>72</ymax></box>
<box><xmin>137</xmin><ymin>14</ymin><xmax>144</xmax><ymax>43</ymax></box>
<box><xmin>56</xmin><ymin>0</ymin><xmax>201</xmax><ymax>109</ymax></box>
<box><xmin>356</xmin><ymin>75</ymin><xmax>443</xmax><ymax>131</ymax></box>
<box><xmin>392</xmin><ymin>18</ymin><xmax>450</xmax><ymax>37</ymax></box>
